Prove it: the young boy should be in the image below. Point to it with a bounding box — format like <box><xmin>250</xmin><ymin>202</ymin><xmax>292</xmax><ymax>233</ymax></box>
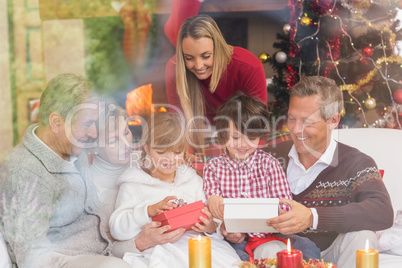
<box><xmin>203</xmin><ymin>92</ymin><xmax>320</xmax><ymax>262</ymax></box>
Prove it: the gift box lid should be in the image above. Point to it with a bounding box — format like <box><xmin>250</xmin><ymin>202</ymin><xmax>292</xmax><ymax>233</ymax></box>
<box><xmin>152</xmin><ymin>200</ymin><xmax>205</xmax><ymax>222</ymax></box>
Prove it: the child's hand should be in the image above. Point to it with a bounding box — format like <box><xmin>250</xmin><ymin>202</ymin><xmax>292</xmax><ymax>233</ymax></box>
<box><xmin>207</xmin><ymin>195</ymin><xmax>224</xmax><ymax>220</ymax></box>
<box><xmin>191</xmin><ymin>207</ymin><xmax>217</xmax><ymax>234</ymax></box>
<box><xmin>147</xmin><ymin>196</ymin><xmax>177</xmax><ymax>217</ymax></box>
<box><xmin>220</xmin><ymin>222</ymin><xmax>246</xmax><ymax>244</ymax></box>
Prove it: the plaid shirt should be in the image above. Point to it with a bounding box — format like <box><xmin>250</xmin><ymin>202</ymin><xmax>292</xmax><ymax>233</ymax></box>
<box><xmin>203</xmin><ymin>149</ymin><xmax>292</xmax><ymax>238</ymax></box>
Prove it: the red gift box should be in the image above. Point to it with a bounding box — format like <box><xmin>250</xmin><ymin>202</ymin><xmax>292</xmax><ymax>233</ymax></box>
<box><xmin>152</xmin><ymin>200</ymin><xmax>206</xmax><ymax>231</ymax></box>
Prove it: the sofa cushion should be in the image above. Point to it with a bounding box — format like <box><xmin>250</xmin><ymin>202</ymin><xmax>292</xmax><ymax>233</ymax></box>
<box><xmin>332</xmin><ymin>128</ymin><xmax>402</xmax><ymax>216</ymax></box>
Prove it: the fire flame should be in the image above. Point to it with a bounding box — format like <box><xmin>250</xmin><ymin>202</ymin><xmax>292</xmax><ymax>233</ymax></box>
<box><xmin>125</xmin><ymin>84</ymin><xmax>166</xmax><ymax>126</ymax></box>
<box><xmin>126</xmin><ymin>84</ymin><xmax>153</xmax><ymax>117</ymax></box>
<box><xmin>287</xmin><ymin>238</ymin><xmax>292</xmax><ymax>253</ymax></box>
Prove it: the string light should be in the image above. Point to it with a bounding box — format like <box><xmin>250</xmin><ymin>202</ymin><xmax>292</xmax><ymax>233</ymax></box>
<box><xmin>281</xmin><ymin>0</ymin><xmax>402</xmax><ymax>128</ymax></box>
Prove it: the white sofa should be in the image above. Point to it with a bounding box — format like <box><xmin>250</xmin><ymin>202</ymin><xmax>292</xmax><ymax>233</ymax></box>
<box><xmin>333</xmin><ymin>128</ymin><xmax>402</xmax><ymax>267</ymax></box>
<box><xmin>1</xmin><ymin>128</ymin><xmax>401</xmax><ymax>267</ymax></box>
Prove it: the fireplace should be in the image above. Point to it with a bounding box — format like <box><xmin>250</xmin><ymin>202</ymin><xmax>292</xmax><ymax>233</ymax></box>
<box><xmin>126</xmin><ymin>83</ymin><xmax>166</xmax><ymax>139</ymax></box>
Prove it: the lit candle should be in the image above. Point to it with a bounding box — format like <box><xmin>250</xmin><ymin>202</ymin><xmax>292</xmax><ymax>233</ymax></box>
<box><xmin>276</xmin><ymin>239</ymin><xmax>303</xmax><ymax>268</ymax></box>
<box><xmin>188</xmin><ymin>235</ymin><xmax>211</xmax><ymax>268</ymax></box>
<box><xmin>356</xmin><ymin>239</ymin><xmax>379</xmax><ymax>268</ymax></box>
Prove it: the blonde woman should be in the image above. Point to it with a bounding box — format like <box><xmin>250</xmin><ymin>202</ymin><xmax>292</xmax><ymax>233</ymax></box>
<box><xmin>165</xmin><ymin>15</ymin><xmax>267</xmax><ymax>149</ymax></box>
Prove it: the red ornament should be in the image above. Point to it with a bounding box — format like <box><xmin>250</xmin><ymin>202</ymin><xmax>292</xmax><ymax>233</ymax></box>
<box><xmin>398</xmin><ymin>1</ymin><xmax>402</xmax><ymax>9</ymax></box>
<box><xmin>393</xmin><ymin>89</ymin><xmax>402</xmax><ymax>104</ymax></box>
<box><xmin>362</xmin><ymin>46</ymin><xmax>374</xmax><ymax>57</ymax></box>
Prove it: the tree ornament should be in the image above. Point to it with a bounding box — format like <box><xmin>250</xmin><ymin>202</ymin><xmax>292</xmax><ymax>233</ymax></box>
<box><xmin>364</xmin><ymin>97</ymin><xmax>376</xmax><ymax>109</ymax></box>
<box><xmin>362</xmin><ymin>46</ymin><xmax>374</xmax><ymax>57</ymax></box>
<box><xmin>283</xmin><ymin>24</ymin><xmax>291</xmax><ymax>35</ymax></box>
<box><xmin>374</xmin><ymin>118</ymin><xmax>387</xmax><ymax>128</ymax></box>
<box><xmin>258</xmin><ymin>52</ymin><xmax>270</xmax><ymax>63</ymax></box>
<box><xmin>340</xmin><ymin>107</ymin><xmax>346</xmax><ymax>117</ymax></box>
<box><xmin>275</xmin><ymin>51</ymin><xmax>287</xmax><ymax>64</ymax></box>
<box><xmin>300</xmin><ymin>16</ymin><xmax>311</xmax><ymax>26</ymax></box>
<box><xmin>393</xmin><ymin>89</ymin><xmax>402</xmax><ymax>104</ymax></box>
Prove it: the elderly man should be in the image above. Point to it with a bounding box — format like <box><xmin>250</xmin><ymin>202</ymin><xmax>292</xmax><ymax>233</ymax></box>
<box><xmin>267</xmin><ymin>76</ymin><xmax>393</xmax><ymax>267</ymax></box>
<box><xmin>0</xmin><ymin>74</ymin><xmax>131</xmax><ymax>268</ymax></box>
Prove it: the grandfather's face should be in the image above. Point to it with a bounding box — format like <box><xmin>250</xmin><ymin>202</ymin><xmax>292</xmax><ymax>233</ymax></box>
<box><xmin>62</xmin><ymin>105</ymin><xmax>99</xmax><ymax>157</ymax></box>
<box><xmin>287</xmin><ymin>95</ymin><xmax>334</xmax><ymax>159</ymax></box>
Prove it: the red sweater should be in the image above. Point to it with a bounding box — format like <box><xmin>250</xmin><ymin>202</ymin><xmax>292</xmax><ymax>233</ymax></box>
<box><xmin>165</xmin><ymin>46</ymin><xmax>267</xmax><ymax>124</ymax></box>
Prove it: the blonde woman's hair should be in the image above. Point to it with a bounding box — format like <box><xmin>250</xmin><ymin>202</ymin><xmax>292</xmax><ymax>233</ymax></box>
<box><xmin>175</xmin><ymin>15</ymin><xmax>233</xmax><ymax>150</ymax></box>
<box><xmin>142</xmin><ymin>112</ymin><xmax>188</xmax><ymax>154</ymax></box>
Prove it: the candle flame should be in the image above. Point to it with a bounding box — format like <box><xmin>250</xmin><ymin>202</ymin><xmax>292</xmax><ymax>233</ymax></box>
<box><xmin>198</xmin><ymin>235</ymin><xmax>201</xmax><ymax>241</ymax></box>
<box><xmin>365</xmin><ymin>239</ymin><xmax>369</xmax><ymax>253</ymax></box>
<box><xmin>287</xmin><ymin>238</ymin><xmax>292</xmax><ymax>253</ymax></box>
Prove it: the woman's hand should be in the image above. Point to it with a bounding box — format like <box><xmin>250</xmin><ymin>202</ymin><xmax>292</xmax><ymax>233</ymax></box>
<box><xmin>207</xmin><ymin>195</ymin><xmax>224</xmax><ymax>220</ymax></box>
<box><xmin>135</xmin><ymin>222</ymin><xmax>186</xmax><ymax>251</ymax></box>
<box><xmin>192</xmin><ymin>207</ymin><xmax>217</xmax><ymax>234</ymax></box>
<box><xmin>147</xmin><ymin>196</ymin><xmax>177</xmax><ymax>217</ymax></box>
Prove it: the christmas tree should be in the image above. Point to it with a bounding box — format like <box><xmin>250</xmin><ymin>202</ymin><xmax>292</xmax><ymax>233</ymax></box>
<box><xmin>266</xmin><ymin>0</ymin><xmax>402</xmax><ymax>129</ymax></box>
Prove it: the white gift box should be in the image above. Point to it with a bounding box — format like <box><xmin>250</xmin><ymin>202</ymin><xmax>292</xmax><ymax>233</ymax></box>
<box><xmin>223</xmin><ymin>198</ymin><xmax>279</xmax><ymax>233</ymax></box>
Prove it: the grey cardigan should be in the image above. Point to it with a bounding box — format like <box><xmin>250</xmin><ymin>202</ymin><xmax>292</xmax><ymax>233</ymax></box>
<box><xmin>0</xmin><ymin>124</ymin><xmax>113</xmax><ymax>267</ymax></box>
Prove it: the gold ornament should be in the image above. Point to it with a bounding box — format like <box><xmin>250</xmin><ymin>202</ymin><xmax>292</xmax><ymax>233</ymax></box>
<box><xmin>258</xmin><ymin>52</ymin><xmax>270</xmax><ymax>64</ymax></box>
<box><xmin>340</xmin><ymin>107</ymin><xmax>346</xmax><ymax>117</ymax></box>
<box><xmin>281</xmin><ymin>124</ymin><xmax>289</xmax><ymax>133</ymax></box>
<box><xmin>364</xmin><ymin>97</ymin><xmax>376</xmax><ymax>109</ymax></box>
<box><xmin>300</xmin><ymin>16</ymin><xmax>311</xmax><ymax>26</ymax></box>
<box><xmin>283</xmin><ymin>24</ymin><xmax>291</xmax><ymax>35</ymax></box>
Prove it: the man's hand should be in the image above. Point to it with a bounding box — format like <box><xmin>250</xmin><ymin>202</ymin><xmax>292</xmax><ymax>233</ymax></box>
<box><xmin>266</xmin><ymin>198</ymin><xmax>313</xmax><ymax>235</ymax></box>
<box><xmin>135</xmin><ymin>222</ymin><xmax>185</xmax><ymax>251</ymax></box>
<box><xmin>207</xmin><ymin>195</ymin><xmax>224</xmax><ymax>220</ymax></box>
<box><xmin>147</xmin><ymin>196</ymin><xmax>177</xmax><ymax>217</ymax></box>
<box><xmin>220</xmin><ymin>222</ymin><xmax>246</xmax><ymax>244</ymax></box>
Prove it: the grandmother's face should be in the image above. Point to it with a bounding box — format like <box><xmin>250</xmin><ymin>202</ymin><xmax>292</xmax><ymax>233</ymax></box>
<box><xmin>182</xmin><ymin>36</ymin><xmax>214</xmax><ymax>80</ymax></box>
<box><xmin>96</xmin><ymin>123</ymin><xmax>133</xmax><ymax>166</ymax></box>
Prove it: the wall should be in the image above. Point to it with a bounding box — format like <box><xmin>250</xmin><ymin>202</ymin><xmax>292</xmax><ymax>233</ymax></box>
<box><xmin>0</xmin><ymin>0</ymin><xmax>13</xmax><ymax>161</ymax></box>
<box><xmin>247</xmin><ymin>12</ymin><xmax>283</xmax><ymax>79</ymax></box>
<box><xmin>42</xmin><ymin>19</ymin><xmax>86</xmax><ymax>81</ymax></box>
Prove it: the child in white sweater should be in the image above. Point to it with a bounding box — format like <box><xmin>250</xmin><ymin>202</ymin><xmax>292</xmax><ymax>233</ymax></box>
<box><xmin>109</xmin><ymin>112</ymin><xmax>240</xmax><ymax>268</ymax></box>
